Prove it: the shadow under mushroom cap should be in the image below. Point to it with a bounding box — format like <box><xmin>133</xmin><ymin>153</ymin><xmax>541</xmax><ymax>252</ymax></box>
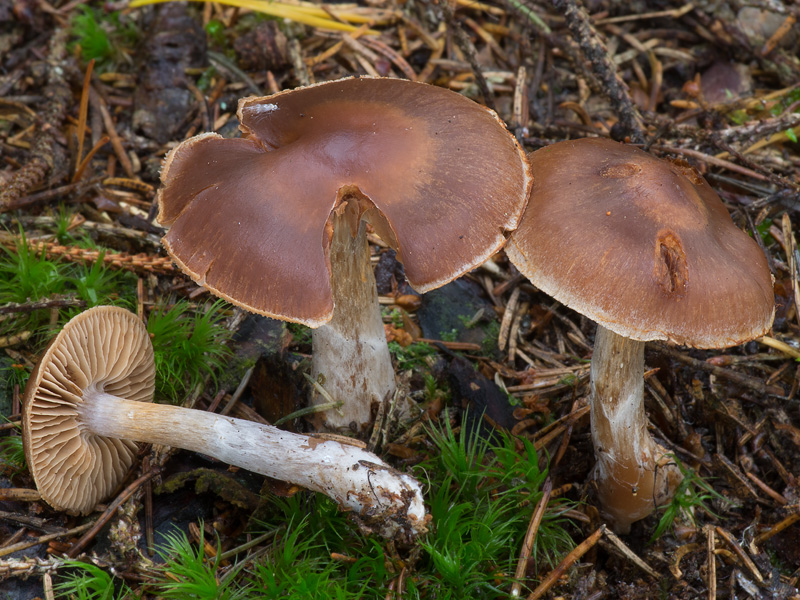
<box><xmin>157</xmin><ymin>77</ymin><xmax>532</xmax><ymax>327</ymax></box>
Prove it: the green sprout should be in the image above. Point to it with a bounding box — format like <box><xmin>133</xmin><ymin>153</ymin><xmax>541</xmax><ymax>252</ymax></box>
<box><xmin>440</xmin><ymin>328</ymin><xmax>459</xmax><ymax>342</ymax></box>
<box><xmin>388</xmin><ymin>340</ymin><xmax>436</xmax><ymax>371</ymax></box>
<box><xmin>754</xmin><ymin>218</ymin><xmax>774</xmax><ymax>246</ymax></box>
<box><xmin>420</xmin><ymin>413</ymin><xmax>575</xmax><ymax>597</ymax></box>
<box><xmin>53</xmin><ymin>205</ymin><xmax>78</xmax><ymax>245</ymax></box>
<box><xmin>649</xmin><ymin>455</ymin><xmax>728</xmax><ymax>544</ymax></box>
<box><xmin>0</xmin><ymin>418</ymin><xmax>25</xmax><ymax>473</ymax></box>
<box><xmin>69</xmin><ymin>4</ymin><xmax>139</xmax><ymax>69</ymax></box>
<box><xmin>54</xmin><ymin>559</ymin><xmax>132</xmax><ymax>600</ymax></box>
<box><xmin>148</xmin><ymin>300</ymin><xmax>233</xmax><ymax>403</ymax></box>
<box><xmin>287</xmin><ymin>321</ymin><xmax>312</xmax><ymax>348</ymax></box>
<box><xmin>479</xmin><ymin>320</ymin><xmax>501</xmax><ymax>356</ymax></box>
<box><xmin>69</xmin><ymin>251</ymin><xmax>136</xmax><ymax>308</ymax></box>
<box><xmin>155</xmin><ymin>527</ymin><xmax>245</xmax><ymax>600</ymax></box>
<box><xmin>0</xmin><ymin>230</ymin><xmax>66</xmax><ymax>307</ymax></box>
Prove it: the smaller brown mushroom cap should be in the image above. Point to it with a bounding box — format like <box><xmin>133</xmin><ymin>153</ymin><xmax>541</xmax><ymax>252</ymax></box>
<box><xmin>157</xmin><ymin>77</ymin><xmax>532</xmax><ymax>327</ymax></box>
<box><xmin>506</xmin><ymin>137</ymin><xmax>774</xmax><ymax>348</ymax></box>
<box><xmin>22</xmin><ymin>306</ymin><xmax>154</xmax><ymax>515</ymax></box>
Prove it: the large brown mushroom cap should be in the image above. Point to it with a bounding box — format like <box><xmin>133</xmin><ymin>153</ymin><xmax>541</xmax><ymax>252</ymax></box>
<box><xmin>22</xmin><ymin>306</ymin><xmax>155</xmax><ymax>515</ymax></box>
<box><xmin>157</xmin><ymin>77</ymin><xmax>532</xmax><ymax>327</ymax></box>
<box><xmin>506</xmin><ymin>137</ymin><xmax>774</xmax><ymax>348</ymax></box>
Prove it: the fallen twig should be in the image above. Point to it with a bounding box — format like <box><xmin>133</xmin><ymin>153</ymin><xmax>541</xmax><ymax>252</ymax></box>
<box><xmin>0</xmin><ymin>523</ymin><xmax>93</xmax><ymax>559</ymax></box>
<box><xmin>551</xmin><ymin>0</ymin><xmax>645</xmax><ymax>142</ymax></box>
<box><xmin>66</xmin><ymin>469</ymin><xmax>161</xmax><ymax>558</ymax></box>
<box><xmin>653</xmin><ymin>345</ymin><xmax>785</xmax><ymax>397</ymax></box>
<box><xmin>526</xmin><ymin>525</ymin><xmax>605</xmax><ymax>600</ymax></box>
<box><xmin>601</xmin><ymin>528</ymin><xmax>660</xmax><ymax>579</ymax></box>
<box><xmin>511</xmin><ymin>477</ymin><xmax>552</xmax><ymax>597</ymax></box>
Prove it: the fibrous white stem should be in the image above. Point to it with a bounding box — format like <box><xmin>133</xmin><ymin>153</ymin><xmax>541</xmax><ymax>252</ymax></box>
<box><xmin>590</xmin><ymin>325</ymin><xmax>681</xmax><ymax>533</ymax></box>
<box><xmin>312</xmin><ymin>215</ymin><xmax>396</xmax><ymax>432</ymax></box>
<box><xmin>80</xmin><ymin>391</ymin><xmax>425</xmax><ymax>539</ymax></box>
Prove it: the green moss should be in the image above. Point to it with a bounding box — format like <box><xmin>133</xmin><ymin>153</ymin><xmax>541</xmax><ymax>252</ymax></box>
<box><xmin>147</xmin><ymin>300</ymin><xmax>233</xmax><ymax>403</ymax></box>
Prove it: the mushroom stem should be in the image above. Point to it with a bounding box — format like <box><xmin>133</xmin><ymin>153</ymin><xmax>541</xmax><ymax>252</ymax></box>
<box><xmin>311</xmin><ymin>214</ymin><xmax>396</xmax><ymax>432</ymax></box>
<box><xmin>590</xmin><ymin>325</ymin><xmax>682</xmax><ymax>533</ymax></box>
<box><xmin>79</xmin><ymin>390</ymin><xmax>425</xmax><ymax>539</ymax></box>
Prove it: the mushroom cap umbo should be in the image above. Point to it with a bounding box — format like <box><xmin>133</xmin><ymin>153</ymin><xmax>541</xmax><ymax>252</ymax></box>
<box><xmin>22</xmin><ymin>306</ymin><xmax>155</xmax><ymax>515</ymax></box>
<box><xmin>157</xmin><ymin>77</ymin><xmax>532</xmax><ymax>327</ymax></box>
<box><xmin>506</xmin><ymin>138</ymin><xmax>774</xmax><ymax>348</ymax></box>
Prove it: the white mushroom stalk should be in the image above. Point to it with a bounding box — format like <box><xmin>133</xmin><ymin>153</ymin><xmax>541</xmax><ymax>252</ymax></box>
<box><xmin>22</xmin><ymin>306</ymin><xmax>427</xmax><ymax>541</ymax></box>
<box><xmin>590</xmin><ymin>326</ymin><xmax>681</xmax><ymax>533</ymax></box>
<box><xmin>311</xmin><ymin>212</ymin><xmax>396</xmax><ymax>430</ymax></box>
<box><xmin>80</xmin><ymin>392</ymin><xmax>426</xmax><ymax>539</ymax></box>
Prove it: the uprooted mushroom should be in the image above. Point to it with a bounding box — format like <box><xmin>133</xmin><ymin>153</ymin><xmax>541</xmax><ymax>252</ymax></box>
<box><xmin>506</xmin><ymin>138</ymin><xmax>774</xmax><ymax>532</ymax></box>
<box><xmin>23</xmin><ymin>306</ymin><xmax>427</xmax><ymax>540</ymax></box>
<box><xmin>156</xmin><ymin>76</ymin><xmax>532</xmax><ymax>433</ymax></box>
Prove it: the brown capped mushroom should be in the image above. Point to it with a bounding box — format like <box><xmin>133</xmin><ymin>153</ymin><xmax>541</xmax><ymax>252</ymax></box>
<box><xmin>23</xmin><ymin>306</ymin><xmax>426</xmax><ymax>539</ymax></box>
<box><xmin>506</xmin><ymin>138</ymin><xmax>774</xmax><ymax>532</ymax></box>
<box><xmin>156</xmin><ymin>77</ymin><xmax>532</xmax><ymax>432</ymax></box>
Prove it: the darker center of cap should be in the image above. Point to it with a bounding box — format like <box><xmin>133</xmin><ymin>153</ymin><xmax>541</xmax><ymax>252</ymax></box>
<box><xmin>262</xmin><ymin>100</ymin><xmax>431</xmax><ymax>201</ymax></box>
<box><xmin>612</xmin><ymin>159</ymin><xmax>710</xmax><ymax>231</ymax></box>
<box><xmin>309</xmin><ymin>129</ymin><xmax>385</xmax><ymax>176</ymax></box>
